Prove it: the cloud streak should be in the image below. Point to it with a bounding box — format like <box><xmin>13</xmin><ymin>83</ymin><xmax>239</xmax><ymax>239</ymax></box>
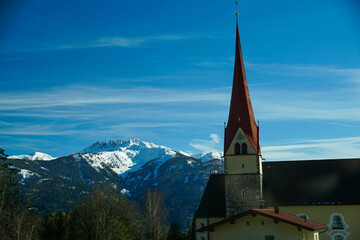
<box><xmin>7</xmin><ymin>34</ymin><xmax>199</xmax><ymax>52</ymax></box>
<box><xmin>2</xmin><ymin>62</ymin><xmax>360</xmax><ymax>156</ymax></box>
<box><xmin>262</xmin><ymin>136</ymin><xmax>360</xmax><ymax>160</ymax></box>
<box><xmin>0</xmin><ymin>86</ymin><xmax>229</xmax><ymax>110</ymax></box>
<box><xmin>246</xmin><ymin>63</ymin><xmax>360</xmax><ymax>83</ymax></box>
<box><xmin>189</xmin><ymin>133</ymin><xmax>222</xmax><ymax>153</ymax></box>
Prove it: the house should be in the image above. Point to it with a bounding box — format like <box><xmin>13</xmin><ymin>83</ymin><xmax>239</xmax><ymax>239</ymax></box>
<box><xmin>197</xmin><ymin>208</ymin><xmax>327</xmax><ymax>240</ymax></box>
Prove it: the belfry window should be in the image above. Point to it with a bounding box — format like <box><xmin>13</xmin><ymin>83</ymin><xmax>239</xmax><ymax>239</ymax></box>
<box><xmin>242</xmin><ymin>143</ymin><xmax>247</xmax><ymax>155</ymax></box>
<box><xmin>235</xmin><ymin>143</ymin><xmax>241</xmax><ymax>155</ymax></box>
<box><xmin>332</xmin><ymin>215</ymin><xmax>345</xmax><ymax>230</ymax></box>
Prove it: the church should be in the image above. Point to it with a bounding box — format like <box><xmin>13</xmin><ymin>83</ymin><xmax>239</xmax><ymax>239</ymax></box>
<box><xmin>194</xmin><ymin>16</ymin><xmax>360</xmax><ymax>240</ymax></box>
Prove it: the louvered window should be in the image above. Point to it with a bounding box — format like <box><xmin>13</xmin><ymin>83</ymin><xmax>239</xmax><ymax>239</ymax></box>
<box><xmin>242</xmin><ymin>143</ymin><xmax>247</xmax><ymax>154</ymax></box>
<box><xmin>235</xmin><ymin>143</ymin><xmax>240</xmax><ymax>155</ymax></box>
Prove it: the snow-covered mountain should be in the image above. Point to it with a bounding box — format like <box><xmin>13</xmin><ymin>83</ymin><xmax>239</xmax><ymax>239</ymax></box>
<box><xmin>79</xmin><ymin>138</ymin><xmax>177</xmax><ymax>174</ymax></box>
<box><xmin>5</xmin><ymin>138</ymin><xmax>224</xmax><ymax>230</ymax></box>
<box><xmin>8</xmin><ymin>152</ymin><xmax>55</xmax><ymax>161</ymax></box>
<box><xmin>191</xmin><ymin>151</ymin><xmax>223</xmax><ymax>162</ymax></box>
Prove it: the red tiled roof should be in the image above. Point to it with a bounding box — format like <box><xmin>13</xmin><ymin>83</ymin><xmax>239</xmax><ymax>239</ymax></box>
<box><xmin>253</xmin><ymin>209</ymin><xmax>328</xmax><ymax>231</ymax></box>
<box><xmin>197</xmin><ymin>209</ymin><xmax>328</xmax><ymax>232</ymax></box>
<box><xmin>224</xmin><ymin>17</ymin><xmax>258</xmax><ymax>154</ymax></box>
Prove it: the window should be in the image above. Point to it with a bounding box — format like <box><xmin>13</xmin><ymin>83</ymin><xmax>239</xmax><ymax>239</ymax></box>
<box><xmin>235</xmin><ymin>143</ymin><xmax>240</xmax><ymax>155</ymax></box>
<box><xmin>198</xmin><ymin>221</ymin><xmax>205</xmax><ymax>229</ymax></box>
<box><xmin>314</xmin><ymin>232</ymin><xmax>319</xmax><ymax>240</ymax></box>
<box><xmin>242</xmin><ymin>143</ymin><xmax>247</xmax><ymax>154</ymax></box>
<box><xmin>334</xmin><ymin>235</ymin><xmax>344</xmax><ymax>240</ymax></box>
<box><xmin>296</xmin><ymin>213</ymin><xmax>309</xmax><ymax>220</ymax></box>
<box><xmin>332</xmin><ymin>215</ymin><xmax>345</xmax><ymax>230</ymax></box>
<box><xmin>265</xmin><ymin>236</ymin><xmax>275</xmax><ymax>240</ymax></box>
<box><xmin>328</xmin><ymin>213</ymin><xmax>348</xmax><ymax>232</ymax></box>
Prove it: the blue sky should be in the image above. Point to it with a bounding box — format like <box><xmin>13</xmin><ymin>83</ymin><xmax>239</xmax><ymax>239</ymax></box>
<box><xmin>1</xmin><ymin>0</ymin><xmax>360</xmax><ymax>160</ymax></box>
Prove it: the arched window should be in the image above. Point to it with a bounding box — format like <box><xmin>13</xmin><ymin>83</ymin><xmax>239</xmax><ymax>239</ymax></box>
<box><xmin>198</xmin><ymin>221</ymin><xmax>205</xmax><ymax>229</ymax></box>
<box><xmin>235</xmin><ymin>143</ymin><xmax>240</xmax><ymax>155</ymax></box>
<box><xmin>334</xmin><ymin>235</ymin><xmax>344</xmax><ymax>240</ymax></box>
<box><xmin>242</xmin><ymin>143</ymin><xmax>247</xmax><ymax>155</ymax></box>
<box><xmin>296</xmin><ymin>213</ymin><xmax>309</xmax><ymax>220</ymax></box>
<box><xmin>332</xmin><ymin>215</ymin><xmax>345</xmax><ymax>230</ymax></box>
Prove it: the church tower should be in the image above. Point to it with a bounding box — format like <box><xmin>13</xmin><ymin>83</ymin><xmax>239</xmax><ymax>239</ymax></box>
<box><xmin>224</xmin><ymin>17</ymin><xmax>263</xmax><ymax>217</ymax></box>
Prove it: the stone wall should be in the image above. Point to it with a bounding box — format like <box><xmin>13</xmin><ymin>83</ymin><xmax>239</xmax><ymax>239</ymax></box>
<box><xmin>225</xmin><ymin>173</ymin><xmax>263</xmax><ymax>217</ymax></box>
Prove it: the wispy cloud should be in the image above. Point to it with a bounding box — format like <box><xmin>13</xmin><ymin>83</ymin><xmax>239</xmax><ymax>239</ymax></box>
<box><xmin>97</xmin><ymin>35</ymin><xmax>188</xmax><ymax>48</ymax></box>
<box><xmin>210</xmin><ymin>133</ymin><xmax>220</xmax><ymax>144</ymax></box>
<box><xmin>189</xmin><ymin>133</ymin><xmax>222</xmax><ymax>153</ymax></box>
<box><xmin>0</xmin><ymin>120</ymin><xmax>13</xmax><ymax>126</ymax></box>
<box><xmin>8</xmin><ymin>34</ymin><xmax>199</xmax><ymax>52</ymax></box>
<box><xmin>246</xmin><ymin>63</ymin><xmax>360</xmax><ymax>83</ymax></box>
<box><xmin>0</xmin><ymin>124</ymin><xmax>83</xmax><ymax>136</ymax></box>
<box><xmin>0</xmin><ymin>86</ymin><xmax>229</xmax><ymax>110</ymax></box>
<box><xmin>195</xmin><ymin>60</ymin><xmax>232</xmax><ymax>68</ymax></box>
<box><xmin>2</xmin><ymin>62</ymin><xmax>360</xmax><ymax>156</ymax></box>
<box><xmin>328</xmin><ymin>122</ymin><xmax>359</xmax><ymax>128</ymax></box>
<box><xmin>262</xmin><ymin>137</ymin><xmax>360</xmax><ymax>160</ymax></box>
<box><xmin>194</xmin><ymin>60</ymin><xmax>360</xmax><ymax>83</ymax></box>
<box><xmin>253</xmin><ymin>88</ymin><xmax>360</xmax><ymax>121</ymax></box>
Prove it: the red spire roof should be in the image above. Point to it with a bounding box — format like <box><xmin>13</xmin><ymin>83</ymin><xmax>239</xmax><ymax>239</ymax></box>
<box><xmin>224</xmin><ymin>18</ymin><xmax>259</xmax><ymax>154</ymax></box>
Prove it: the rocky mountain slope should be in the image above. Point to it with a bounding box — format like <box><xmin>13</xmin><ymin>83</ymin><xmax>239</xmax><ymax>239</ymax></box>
<box><xmin>6</xmin><ymin>139</ymin><xmax>223</xmax><ymax>230</ymax></box>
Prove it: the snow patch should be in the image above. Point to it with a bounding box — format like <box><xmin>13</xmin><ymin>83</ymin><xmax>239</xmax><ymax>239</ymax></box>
<box><xmin>191</xmin><ymin>152</ymin><xmax>223</xmax><ymax>162</ymax></box>
<box><xmin>77</xmin><ymin>151</ymin><xmax>134</xmax><ymax>175</ymax></box>
<box><xmin>79</xmin><ymin>138</ymin><xmax>176</xmax><ymax>175</ymax></box>
<box><xmin>18</xmin><ymin>169</ymin><xmax>38</xmax><ymax>184</ymax></box>
<box><xmin>8</xmin><ymin>152</ymin><xmax>54</xmax><ymax>161</ymax></box>
<box><xmin>121</xmin><ymin>188</ymin><xmax>132</xmax><ymax>197</ymax></box>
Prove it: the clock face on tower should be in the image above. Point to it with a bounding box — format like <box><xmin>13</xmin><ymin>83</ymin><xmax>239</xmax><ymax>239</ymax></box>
<box><xmin>236</xmin><ymin>132</ymin><xmax>245</xmax><ymax>142</ymax></box>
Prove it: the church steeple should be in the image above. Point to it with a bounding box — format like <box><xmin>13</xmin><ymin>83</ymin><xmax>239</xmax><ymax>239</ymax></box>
<box><xmin>224</xmin><ymin>17</ymin><xmax>259</xmax><ymax>155</ymax></box>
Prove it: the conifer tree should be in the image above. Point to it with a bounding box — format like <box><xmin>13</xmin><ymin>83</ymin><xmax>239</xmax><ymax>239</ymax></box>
<box><xmin>186</xmin><ymin>217</ymin><xmax>196</xmax><ymax>240</ymax></box>
<box><xmin>0</xmin><ymin>147</ymin><xmax>21</xmax><ymax>238</ymax></box>
<box><xmin>166</xmin><ymin>221</ymin><xmax>186</xmax><ymax>240</ymax></box>
<box><xmin>0</xmin><ymin>148</ymin><xmax>41</xmax><ymax>240</ymax></box>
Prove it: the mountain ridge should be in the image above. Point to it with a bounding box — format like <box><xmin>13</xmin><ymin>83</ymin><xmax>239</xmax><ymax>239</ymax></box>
<box><xmin>5</xmin><ymin>138</ymin><xmax>224</xmax><ymax>230</ymax></box>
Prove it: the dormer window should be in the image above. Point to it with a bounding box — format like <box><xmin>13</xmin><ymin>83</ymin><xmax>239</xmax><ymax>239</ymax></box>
<box><xmin>242</xmin><ymin>143</ymin><xmax>247</xmax><ymax>155</ymax></box>
<box><xmin>235</xmin><ymin>143</ymin><xmax>241</xmax><ymax>155</ymax></box>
